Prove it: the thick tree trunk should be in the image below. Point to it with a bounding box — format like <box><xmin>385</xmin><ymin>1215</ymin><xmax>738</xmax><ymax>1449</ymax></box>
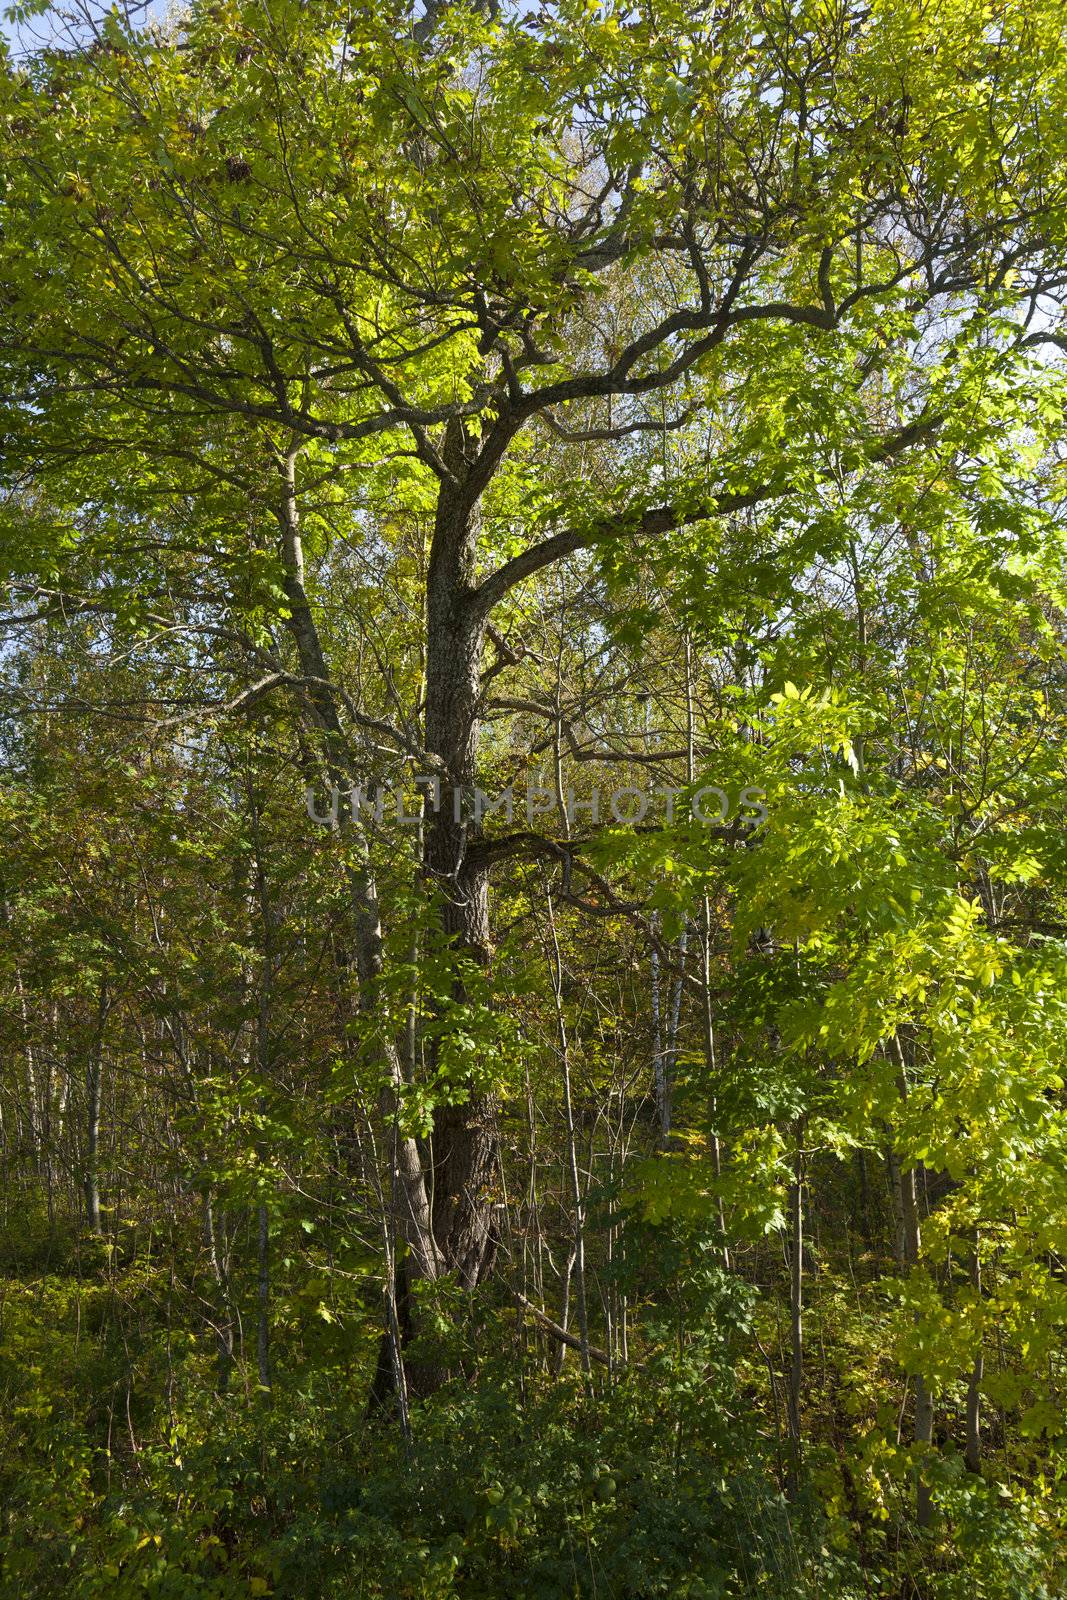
<box><xmin>421</xmin><ymin>467</ymin><xmax>499</xmax><ymax>1289</ymax></box>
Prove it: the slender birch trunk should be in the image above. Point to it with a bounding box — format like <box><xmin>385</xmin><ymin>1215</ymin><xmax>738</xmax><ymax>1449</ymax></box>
<box><xmin>891</xmin><ymin>1036</ymin><xmax>934</xmax><ymax>1528</ymax></box>
<box><xmin>786</xmin><ymin>1120</ymin><xmax>805</xmax><ymax>1497</ymax></box>
<box><xmin>256</xmin><ymin>1202</ymin><xmax>271</xmax><ymax>1391</ymax></box>
<box><xmin>84</xmin><ymin>982</ymin><xmax>109</xmax><ymax>1235</ymax></box>
<box><xmin>545</xmin><ymin>884</ymin><xmax>591</xmax><ymax>1385</ymax></box>
<box><xmin>965</xmin><ymin>1234</ymin><xmax>983</xmax><ymax>1474</ymax></box>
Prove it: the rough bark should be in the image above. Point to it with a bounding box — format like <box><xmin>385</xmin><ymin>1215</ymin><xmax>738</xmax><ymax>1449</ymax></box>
<box><xmin>421</xmin><ymin>451</ymin><xmax>500</xmax><ymax>1288</ymax></box>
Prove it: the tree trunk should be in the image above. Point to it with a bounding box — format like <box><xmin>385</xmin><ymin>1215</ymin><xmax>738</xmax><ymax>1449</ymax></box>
<box><xmin>277</xmin><ymin>450</ymin><xmax>439</xmax><ymax>1287</ymax></box>
<box><xmin>546</xmin><ymin>885</ymin><xmax>591</xmax><ymax>1385</ymax></box>
<box><xmin>15</xmin><ymin>967</ymin><xmax>41</xmax><ymax>1176</ymax></box>
<box><xmin>84</xmin><ymin>982</ymin><xmax>108</xmax><ymax>1235</ymax></box>
<box><xmin>893</xmin><ymin>1040</ymin><xmax>934</xmax><ymax>1530</ymax></box>
<box><xmin>256</xmin><ymin>1201</ymin><xmax>271</xmax><ymax>1391</ymax></box>
<box><xmin>282</xmin><ymin>437</ymin><xmax>503</xmax><ymax>1400</ymax></box>
<box><xmin>202</xmin><ymin>1188</ymin><xmax>235</xmax><ymax>1393</ymax></box>
<box><xmin>900</xmin><ymin>1154</ymin><xmax>934</xmax><ymax>1527</ymax></box>
<box><xmin>422</xmin><ymin>465</ymin><xmax>499</xmax><ymax>1288</ymax></box>
<box><xmin>278</xmin><ymin>448</ymin><xmax>443</xmax><ymax>1409</ymax></box>
<box><xmin>650</xmin><ymin>927</ymin><xmax>664</xmax><ymax>1139</ymax></box>
<box><xmin>699</xmin><ymin>898</ymin><xmax>730</xmax><ymax>1268</ymax></box>
<box><xmin>786</xmin><ymin>1122</ymin><xmax>805</xmax><ymax>1497</ymax></box>
<box><xmin>965</xmin><ymin>1235</ymin><xmax>983</xmax><ymax>1474</ymax></box>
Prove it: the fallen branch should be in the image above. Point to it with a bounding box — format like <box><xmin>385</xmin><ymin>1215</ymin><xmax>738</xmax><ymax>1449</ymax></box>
<box><xmin>512</xmin><ymin>1289</ymin><xmax>611</xmax><ymax>1367</ymax></box>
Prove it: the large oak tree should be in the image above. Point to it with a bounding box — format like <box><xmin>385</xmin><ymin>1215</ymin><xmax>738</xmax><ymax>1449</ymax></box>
<box><xmin>3</xmin><ymin>0</ymin><xmax>1066</xmax><ymax>1325</ymax></box>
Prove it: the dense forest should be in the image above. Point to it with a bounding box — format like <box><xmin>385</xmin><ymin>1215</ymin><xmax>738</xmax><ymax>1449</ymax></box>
<box><xmin>1</xmin><ymin>1</ymin><xmax>1066</xmax><ymax>1595</ymax></box>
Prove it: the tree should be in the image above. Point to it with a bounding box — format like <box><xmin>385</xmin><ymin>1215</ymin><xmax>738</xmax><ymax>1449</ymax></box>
<box><xmin>3</xmin><ymin>0</ymin><xmax>1066</xmax><ymax>1334</ymax></box>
